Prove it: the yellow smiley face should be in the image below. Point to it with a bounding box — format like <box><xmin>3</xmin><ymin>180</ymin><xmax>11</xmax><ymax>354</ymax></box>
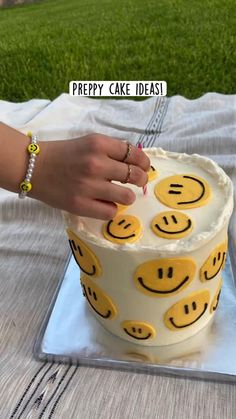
<box><xmin>151</xmin><ymin>211</ymin><xmax>193</xmax><ymax>239</ymax></box>
<box><xmin>20</xmin><ymin>181</ymin><xmax>32</xmax><ymax>192</ymax></box>
<box><xmin>200</xmin><ymin>241</ymin><xmax>227</xmax><ymax>282</ymax></box>
<box><xmin>210</xmin><ymin>278</ymin><xmax>222</xmax><ymax>313</ymax></box>
<box><xmin>27</xmin><ymin>143</ymin><xmax>40</xmax><ymax>155</ymax></box>
<box><xmin>155</xmin><ymin>174</ymin><xmax>211</xmax><ymax>209</ymax></box>
<box><xmin>115</xmin><ymin>203</ymin><xmax>130</xmax><ymax>214</ymax></box>
<box><xmin>81</xmin><ymin>275</ymin><xmax>117</xmax><ymax>319</ymax></box>
<box><xmin>147</xmin><ymin>165</ymin><xmax>158</xmax><ymax>182</ymax></box>
<box><xmin>67</xmin><ymin>229</ymin><xmax>102</xmax><ymax>277</ymax></box>
<box><xmin>125</xmin><ymin>352</ymin><xmax>153</xmax><ymax>363</ymax></box>
<box><xmin>134</xmin><ymin>257</ymin><xmax>196</xmax><ymax>297</ymax></box>
<box><xmin>102</xmin><ymin>215</ymin><xmax>142</xmax><ymax>244</ymax></box>
<box><xmin>164</xmin><ymin>290</ymin><xmax>210</xmax><ymax>330</ymax></box>
<box><xmin>121</xmin><ymin>320</ymin><xmax>156</xmax><ymax>340</ymax></box>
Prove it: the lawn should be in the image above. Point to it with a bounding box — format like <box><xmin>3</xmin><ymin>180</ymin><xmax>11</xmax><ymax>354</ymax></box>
<box><xmin>0</xmin><ymin>0</ymin><xmax>235</xmax><ymax>102</ymax></box>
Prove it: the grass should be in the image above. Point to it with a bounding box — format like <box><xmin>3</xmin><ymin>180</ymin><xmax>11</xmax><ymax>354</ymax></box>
<box><xmin>0</xmin><ymin>0</ymin><xmax>235</xmax><ymax>102</ymax></box>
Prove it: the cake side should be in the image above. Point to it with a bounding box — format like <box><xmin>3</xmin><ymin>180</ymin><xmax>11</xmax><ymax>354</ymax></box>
<box><xmin>65</xmin><ymin>147</ymin><xmax>234</xmax><ymax>346</ymax></box>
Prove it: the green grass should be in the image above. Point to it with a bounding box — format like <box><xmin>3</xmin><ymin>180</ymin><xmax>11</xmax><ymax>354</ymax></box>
<box><xmin>0</xmin><ymin>0</ymin><xmax>235</xmax><ymax>101</ymax></box>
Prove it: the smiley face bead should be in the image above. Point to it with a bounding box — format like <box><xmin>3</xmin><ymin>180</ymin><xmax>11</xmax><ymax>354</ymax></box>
<box><xmin>20</xmin><ymin>181</ymin><xmax>32</xmax><ymax>193</ymax></box>
<box><xmin>28</xmin><ymin>143</ymin><xmax>40</xmax><ymax>155</ymax></box>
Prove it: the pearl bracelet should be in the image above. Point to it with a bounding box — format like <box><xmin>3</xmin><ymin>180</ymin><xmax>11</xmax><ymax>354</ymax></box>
<box><xmin>19</xmin><ymin>132</ymin><xmax>40</xmax><ymax>199</ymax></box>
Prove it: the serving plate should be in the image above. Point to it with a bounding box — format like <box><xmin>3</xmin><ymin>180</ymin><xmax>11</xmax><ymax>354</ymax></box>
<box><xmin>34</xmin><ymin>234</ymin><xmax>236</xmax><ymax>382</ymax></box>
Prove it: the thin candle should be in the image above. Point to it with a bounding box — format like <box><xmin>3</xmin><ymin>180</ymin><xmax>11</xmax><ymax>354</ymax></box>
<box><xmin>138</xmin><ymin>143</ymin><xmax>148</xmax><ymax>195</ymax></box>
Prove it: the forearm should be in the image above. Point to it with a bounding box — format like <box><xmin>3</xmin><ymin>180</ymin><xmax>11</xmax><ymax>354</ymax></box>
<box><xmin>0</xmin><ymin>122</ymin><xmax>30</xmax><ymax>193</ymax></box>
<box><xmin>0</xmin><ymin>126</ymin><xmax>150</xmax><ymax>220</ymax></box>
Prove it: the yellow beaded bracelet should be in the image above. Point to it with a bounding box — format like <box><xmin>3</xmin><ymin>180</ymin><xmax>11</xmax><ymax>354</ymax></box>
<box><xmin>19</xmin><ymin>132</ymin><xmax>40</xmax><ymax>199</ymax></box>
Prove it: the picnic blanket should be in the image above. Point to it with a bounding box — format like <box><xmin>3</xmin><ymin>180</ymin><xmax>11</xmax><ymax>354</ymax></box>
<box><xmin>0</xmin><ymin>93</ymin><xmax>235</xmax><ymax>418</ymax></box>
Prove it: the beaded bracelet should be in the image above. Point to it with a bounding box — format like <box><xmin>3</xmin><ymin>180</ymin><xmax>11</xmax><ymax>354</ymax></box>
<box><xmin>19</xmin><ymin>132</ymin><xmax>40</xmax><ymax>199</ymax></box>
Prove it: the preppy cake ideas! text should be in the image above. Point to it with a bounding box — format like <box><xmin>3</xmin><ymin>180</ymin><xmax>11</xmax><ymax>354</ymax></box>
<box><xmin>65</xmin><ymin>148</ymin><xmax>233</xmax><ymax>346</ymax></box>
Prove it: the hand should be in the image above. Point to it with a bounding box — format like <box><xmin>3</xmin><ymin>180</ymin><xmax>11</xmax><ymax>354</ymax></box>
<box><xmin>33</xmin><ymin>134</ymin><xmax>150</xmax><ymax>219</ymax></box>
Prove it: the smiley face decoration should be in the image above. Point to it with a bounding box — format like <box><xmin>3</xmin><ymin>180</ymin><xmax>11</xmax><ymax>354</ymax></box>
<box><xmin>67</xmin><ymin>229</ymin><xmax>102</xmax><ymax>277</ymax></box>
<box><xmin>155</xmin><ymin>174</ymin><xmax>211</xmax><ymax>209</ymax></box>
<box><xmin>121</xmin><ymin>320</ymin><xmax>156</xmax><ymax>341</ymax></box>
<box><xmin>102</xmin><ymin>172</ymin><xmax>212</xmax><ymax>245</ymax></box>
<box><xmin>102</xmin><ymin>214</ymin><xmax>142</xmax><ymax>244</ymax></box>
<box><xmin>200</xmin><ymin>241</ymin><xmax>227</xmax><ymax>282</ymax></box>
<box><xmin>81</xmin><ymin>275</ymin><xmax>117</xmax><ymax>319</ymax></box>
<box><xmin>151</xmin><ymin>211</ymin><xmax>193</xmax><ymax>239</ymax></box>
<box><xmin>134</xmin><ymin>257</ymin><xmax>196</xmax><ymax>297</ymax></box>
<box><xmin>66</xmin><ymin>149</ymin><xmax>233</xmax><ymax>346</ymax></box>
<box><xmin>164</xmin><ymin>290</ymin><xmax>210</xmax><ymax>330</ymax></box>
<box><xmin>147</xmin><ymin>165</ymin><xmax>158</xmax><ymax>182</ymax></box>
<box><xmin>210</xmin><ymin>278</ymin><xmax>222</xmax><ymax>313</ymax></box>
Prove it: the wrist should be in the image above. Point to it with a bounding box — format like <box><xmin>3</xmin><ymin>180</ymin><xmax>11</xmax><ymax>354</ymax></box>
<box><xmin>0</xmin><ymin>123</ymin><xmax>29</xmax><ymax>193</ymax></box>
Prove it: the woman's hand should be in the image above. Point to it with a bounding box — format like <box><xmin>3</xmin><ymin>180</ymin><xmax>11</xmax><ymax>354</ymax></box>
<box><xmin>33</xmin><ymin>134</ymin><xmax>150</xmax><ymax>219</ymax></box>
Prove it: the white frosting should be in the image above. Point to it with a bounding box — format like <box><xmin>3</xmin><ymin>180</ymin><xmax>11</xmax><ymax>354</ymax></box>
<box><xmin>65</xmin><ymin>148</ymin><xmax>234</xmax><ymax>346</ymax></box>
<box><xmin>67</xmin><ymin>148</ymin><xmax>233</xmax><ymax>255</ymax></box>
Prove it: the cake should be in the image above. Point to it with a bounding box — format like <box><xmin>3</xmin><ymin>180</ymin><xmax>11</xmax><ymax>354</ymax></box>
<box><xmin>65</xmin><ymin>148</ymin><xmax>233</xmax><ymax>346</ymax></box>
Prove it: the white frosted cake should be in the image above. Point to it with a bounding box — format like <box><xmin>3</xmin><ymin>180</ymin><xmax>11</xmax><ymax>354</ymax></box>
<box><xmin>65</xmin><ymin>148</ymin><xmax>233</xmax><ymax>346</ymax></box>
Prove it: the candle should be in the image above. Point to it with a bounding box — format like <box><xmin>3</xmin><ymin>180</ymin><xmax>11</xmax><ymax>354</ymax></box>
<box><xmin>138</xmin><ymin>143</ymin><xmax>148</xmax><ymax>195</ymax></box>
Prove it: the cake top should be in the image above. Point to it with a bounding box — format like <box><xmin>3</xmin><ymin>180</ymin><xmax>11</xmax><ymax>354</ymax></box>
<box><xmin>66</xmin><ymin>148</ymin><xmax>233</xmax><ymax>254</ymax></box>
